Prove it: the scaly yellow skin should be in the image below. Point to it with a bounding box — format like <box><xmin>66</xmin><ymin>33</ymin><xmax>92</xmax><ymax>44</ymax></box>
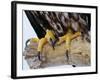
<box><xmin>57</xmin><ymin>29</ymin><xmax>81</xmax><ymax>51</ymax></box>
<box><xmin>30</xmin><ymin>29</ymin><xmax>56</xmax><ymax>52</ymax></box>
<box><xmin>30</xmin><ymin>38</ymin><xmax>39</xmax><ymax>42</ymax></box>
<box><xmin>30</xmin><ymin>28</ymin><xmax>81</xmax><ymax>63</ymax></box>
<box><xmin>56</xmin><ymin>28</ymin><xmax>81</xmax><ymax>64</ymax></box>
<box><xmin>30</xmin><ymin>29</ymin><xmax>81</xmax><ymax>52</ymax></box>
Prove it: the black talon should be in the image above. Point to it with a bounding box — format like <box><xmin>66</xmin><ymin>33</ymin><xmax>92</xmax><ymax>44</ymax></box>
<box><xmin>65</xmin><ymin>50</ymin><xmax>69</xmax><ymax>62</ymax></box>
<box><xmin>37</xmin><ymin>51</ymin><xmax>45</xmax><ymax>62</ymax></box>
<box><xmin>37</xmin><ymin>51</ymin><xmax>42</xmax><ymax>61</ymax></box>
<box><xmin>25</xmin><ymin>39</ymin><xmax>31</xmax><ymax>48</ymax></box>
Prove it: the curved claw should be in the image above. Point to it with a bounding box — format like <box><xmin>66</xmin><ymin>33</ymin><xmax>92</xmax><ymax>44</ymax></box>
<box><xmin>25</xmin><ymin>39</ymin><xmax>31</xmax><ymax>48</ymax></box>
<box><xmin>65</xmin><ymin>50</ymin><xmax>69</xmax><ymax>62</ymax></box>
<box><xmin>37</xmin><ymin>51</ymin><xmax>45</xmax><ymax>62</ymax></box>
<box><xmin>37</xmin><ymin>51</ymin><xmax>42</xmax><ymax>61</ymax></box>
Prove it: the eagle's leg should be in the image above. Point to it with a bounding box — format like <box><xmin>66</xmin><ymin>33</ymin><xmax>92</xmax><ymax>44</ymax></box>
<box><xmin>37</xmin><ymin>38</ymin><xmax>47</xmax><ymax>61</ymax></box>
<box><xmin>37</xmin><ymin>29</ymin><xmax>57</xmax><ymax>61</ymax></box>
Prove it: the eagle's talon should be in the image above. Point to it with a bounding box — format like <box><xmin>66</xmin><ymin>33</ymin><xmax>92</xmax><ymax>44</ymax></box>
<box><xmin>65</xmin><ymin>50</ymin><xmax>69</xmax><ymax>62</ymax></box>
<box><xmin>25</xmin><ymin>39</ymin><xmax>31</xmax><ymax>48</ymax></box>
<box><xmin>37</xmin><ymin>51</ymin><xmax>42</xmax><ymax>61</ymax></box>
<box><xmin>37</xmin><ymin>51</ymin><xmax>46</xmax><ymax>62</ymax></box>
